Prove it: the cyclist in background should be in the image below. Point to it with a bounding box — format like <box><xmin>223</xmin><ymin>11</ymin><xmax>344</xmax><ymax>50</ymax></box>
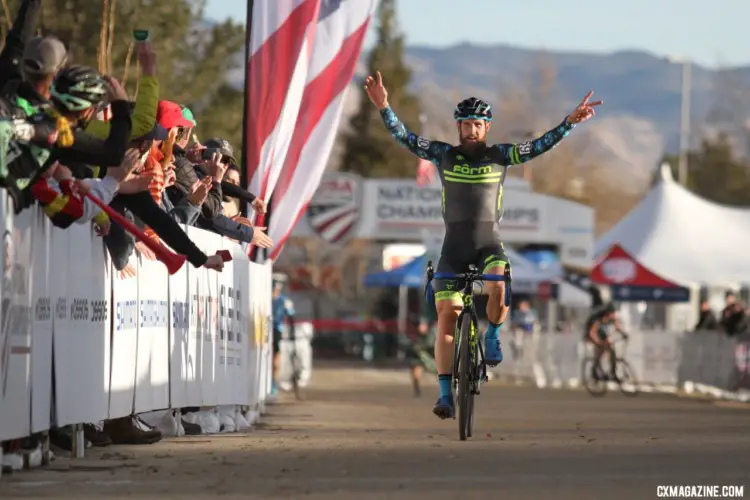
<box><xmin>364</xmin><ymin>70</ymin><xmax>603</xmax><ymax>419</ymax></box>
<box><xmin>271</xmin><ymin>273</ymin><xmax>295</xmax><ymax>396</ymax></box>
<box><xmin>585</xmin><ymin>302</ymin><xmax>628</xmax><ymax>381</ymax></box>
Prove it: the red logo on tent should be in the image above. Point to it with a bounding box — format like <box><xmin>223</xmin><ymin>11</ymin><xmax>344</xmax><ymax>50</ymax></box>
<box><xmin>591</xmin><ymin>244</ymin><xmax>679</xmax><ymax>287</ymax></box>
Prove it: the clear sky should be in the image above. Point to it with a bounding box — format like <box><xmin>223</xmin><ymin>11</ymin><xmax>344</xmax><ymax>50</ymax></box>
<box><xmin>204</xmin><ymin>0</ymin><xmax>747</xmax><ymax>68</ymax></box>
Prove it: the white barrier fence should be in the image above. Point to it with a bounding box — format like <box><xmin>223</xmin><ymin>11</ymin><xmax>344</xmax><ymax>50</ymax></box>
<box><xmin>497</xmin><ymin>330</ymin><xmax>750</xmax><ymax>402</ymax></box>
<box><xmin>0</xmin><ymin>193</ymin><xmax>273</xmax><ymax>449</ymax></box>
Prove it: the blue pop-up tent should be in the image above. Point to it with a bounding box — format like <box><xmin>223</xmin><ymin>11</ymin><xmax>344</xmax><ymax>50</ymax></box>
<box><xmin>363</xmin><ymin>255</ymin><xmax>426</xmax><ymax>289</ymax></box>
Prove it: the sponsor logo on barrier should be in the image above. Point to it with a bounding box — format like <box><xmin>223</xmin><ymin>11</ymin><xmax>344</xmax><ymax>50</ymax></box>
<box><xmin>70</xmin><ymin>298</ymin><xmax>88</xmax><ymax>321</ymax></box>
<box><xmin>172</xmin><ymin>301</ymin><xmax>189</xmax><ymax>330</ymax></box>
<box><xmin>91</xmin><ymin>299</ymin><xmax>107</xmax><ymax>322</ymax></box>
<box><xmin>140</xmin><ymin>299</ymin><xmax>168</xmax><ymax>328</ymax></box>
<box><xmin>308</xmin><ymin>173</ymin><xmax>360</xmax><ymax>244</ymax></box>
<box><xmin>35</xmin><ymin>297</ymin><xmax>51</xmax><ymax>321</ymax></box>
<box><xmin>115</xmin><ymin>300</ymin><xmax>137</xmax><ymax>331</ymax></box>
<box><xmin>56</xmin><ymin>298</ymin><xmax>67</xmax><ymax>320</ymax></box>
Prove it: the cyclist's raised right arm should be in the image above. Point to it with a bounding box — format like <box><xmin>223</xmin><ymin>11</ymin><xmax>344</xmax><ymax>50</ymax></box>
<box><xmin>379</xmin><ymin>106</ymin><xmax>450</xmax><ymax>166</ymax></box>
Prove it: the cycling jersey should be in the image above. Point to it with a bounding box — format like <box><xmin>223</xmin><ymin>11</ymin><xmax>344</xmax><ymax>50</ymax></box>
<box><xmin>380</xmin><ymin>107</ymin><xmax>575</xmax><ymax>301</ymax></box>
<box><xmin>272</xmin><ymin>295</ymin><xmax>295</xmax><ymax>334</ymax></box>
<box><xmin>380</xmin><ymin>107</ymin><xmax>574</xmax><ymax>225</ymax></box>
<box><xmin>585</xmin><ymin>307</ymin><xmax>614</xmax><ymax>341</ymax></box>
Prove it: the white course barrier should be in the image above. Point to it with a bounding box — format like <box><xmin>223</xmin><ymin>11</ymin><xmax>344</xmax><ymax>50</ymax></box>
<box><xmin>0</xmin><ymin>192</ymin><xmax>273</xmax><ymax>451</ymax></box>
<box><xmin>495</xmin><ymin>330</ymin><xmax>750</xmax><ymax>402</ymax></box>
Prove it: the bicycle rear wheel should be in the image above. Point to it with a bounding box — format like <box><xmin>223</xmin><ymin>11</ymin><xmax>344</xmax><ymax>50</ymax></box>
<box><xmin>582</xmin><ymin>357</ymin><xmax>607</xmax><ymax>397</ymax></box>
<box><xmin>615</xmin><ymin>358</ymin><xmax>639</xmax><ymax>397</ymax></box>
<box><xmin>457</xmin><ymin>314</ymin><xmax>473</xmax><ymax>441</ymax></box>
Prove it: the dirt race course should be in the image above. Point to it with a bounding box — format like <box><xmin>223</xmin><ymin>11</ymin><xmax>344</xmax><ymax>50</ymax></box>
<box><xmin>1</xmin><ymin>361</ymin><xmax>749</xmax><ymax>500</ymax></box>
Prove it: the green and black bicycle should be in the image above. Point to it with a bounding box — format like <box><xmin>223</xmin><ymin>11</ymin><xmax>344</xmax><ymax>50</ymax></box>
<box><xmin>425</xmin><ymin>262</ymin><xmax>512</xmax><ymax>441</ymax></box>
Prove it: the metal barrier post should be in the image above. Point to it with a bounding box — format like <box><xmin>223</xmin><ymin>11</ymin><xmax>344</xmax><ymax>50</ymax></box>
<box><xmin>71</xmin><ymin>424</ymin><xmax>85</xmax><ymax>459</ymax></box>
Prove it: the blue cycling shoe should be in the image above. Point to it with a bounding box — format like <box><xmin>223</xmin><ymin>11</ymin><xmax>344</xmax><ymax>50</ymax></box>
<box><xmin>432</xmin><ymin>395</ymin><xmax>455</xmax><ymax>419</ymax></box>
<box><xmin>484</xmin><ymin>336</ymin><xmax>503</xmax><ymax>367</ymax></box>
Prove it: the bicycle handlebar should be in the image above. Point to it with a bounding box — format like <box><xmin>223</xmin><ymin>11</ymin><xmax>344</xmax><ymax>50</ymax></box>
<box><xmin>424</xmin><ymin>260</ymin><xmax>512</xmax><ymax>307</ymax></box>
<box><xmin>433</xmin><ymin>272</ymin><xmax>507</xmax><ymax>282</ymax></box>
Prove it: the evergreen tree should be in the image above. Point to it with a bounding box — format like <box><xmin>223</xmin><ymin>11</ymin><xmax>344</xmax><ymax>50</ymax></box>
<box><xmin>659</xmin><ymin>134</ymin><xmax>750</xmax><ymax>206</ymax></box>
<box><xmin>1</xmin><ymin>0</ymin><xmax>246</xmax><ymax>150</ymax></box>
<box><xmin>340</xmin><ymin>0</ymin><xmax>421</xmax><ymax>178</ymax></box>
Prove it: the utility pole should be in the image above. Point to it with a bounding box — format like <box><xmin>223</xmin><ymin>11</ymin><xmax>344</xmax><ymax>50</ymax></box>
<box><xmin>677</xmin><ymin>59</ymin><xmax>692</xmax><ymax>186</ymax></box>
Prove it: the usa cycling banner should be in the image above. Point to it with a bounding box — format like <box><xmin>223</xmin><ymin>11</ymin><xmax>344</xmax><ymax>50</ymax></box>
<box><xmin>592</xmin><ymin>244</ymin><xmax>690</xmax><ymax>302</ymax></box>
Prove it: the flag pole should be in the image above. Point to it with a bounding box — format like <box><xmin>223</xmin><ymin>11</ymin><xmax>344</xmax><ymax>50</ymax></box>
<box><xmin>240</xmin><ymin>0</ymin><xmax>255</xmax><ymax>218</ymax></box>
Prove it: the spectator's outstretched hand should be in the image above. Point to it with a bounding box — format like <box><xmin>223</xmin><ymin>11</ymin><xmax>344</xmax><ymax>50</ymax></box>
<box><xmin>252</xmin><ymin>197</ymin><xmax>267</xmax><ymax>215</ymax></box>
<box><xmin>205</xmin><ymin>152</ymin><xmax>227</xmax><ymax>182</ymax></box>
<box><xmin>119</xmin><ymin>263</ymin><xmax>137</xmax><ymax>279</ymax></box>
<box><xmin>118</xmin><ymin>173</ymin><xmax>153</xmax><ymax>194</ymax></box>
<box><xmin>135</xmin><ymin>241</ymin><xmax>157</xmax><ymax>261</ymax></box>
<box><xmin>105</xmin><ymin>76</ymin><xmax>129</xmax><ymax>102</ymax></box>
<box><xmin>164</xmin><ymin>168</ymin><xmax>176</xmax><ymax>187</ymax></box>
<box><xmin>251</xmin><ymin>226</ymin><xmax>273</xmax><ymax>249</ymax></box>
<box><xmin>74</xmin><ymin>178</ymin><xmax>91</xmax><ymax>196</ymax></box>
<box><xmin>203</xmin><ymin>254</ymin><xmax>225</xmax><ymax>271</ymax></box>
<box><xmin>136</xmin><ymin>42</ymin><xmax>157</xmax><ymax>77</ymax></box>
<box><xmin>186</xmin><ymin>140</ymin><xmax>205</xmax><ymax>164</ymax></box>
<box><xmin>188</xmin><ymin>176</ymin><xmax>212</xmax><ymax>206</ymax></box>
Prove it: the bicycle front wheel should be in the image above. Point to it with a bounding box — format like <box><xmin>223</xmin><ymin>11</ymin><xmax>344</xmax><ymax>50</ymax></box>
<box><xmin>457</xmin><ymin>314</ymin><xmax>473</xmax><ymax>441</ymax></box>
<box><xmin>615</xmin><ymin>358</ymin><xmax>639</xmax><ymax>397</ymax></box>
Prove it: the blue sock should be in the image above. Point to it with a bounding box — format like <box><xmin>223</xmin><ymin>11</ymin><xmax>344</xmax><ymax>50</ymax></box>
<box><xmin>486</xmin><ymin>322</ymin><xmax>502</xmax><ymax>341</ymax></box>
<box><xmin>438</xmin><ymin>374</ymin><xmax>452</xmax><ymax>399</ymax></box>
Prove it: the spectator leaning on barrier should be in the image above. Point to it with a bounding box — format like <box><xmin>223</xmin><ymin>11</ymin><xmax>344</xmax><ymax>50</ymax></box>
<box><xmin>222</xmin><ymin>164</ymin><xmax>242</xmax><ymax>217</ymax></box>
<box><xmin>192</xmin><ymin>137</ymin><xmax>272</xmax><ymax>248</ymax></box>
<box><xmin>695</xmin><ymin>299</ymin><xmax>719</xmax><ymax>331</ymax></box>
<box><xmin>721</xmin><ymin>291</ymin><xmax>747</xmax><ymax>337</ymax></box>
<box><xmin>31</xmin><ymin>150</ymin><xmax>150</xmax><ymax>232</ymax></box>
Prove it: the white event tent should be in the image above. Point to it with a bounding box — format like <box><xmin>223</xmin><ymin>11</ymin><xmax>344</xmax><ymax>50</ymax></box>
<box><xmin>595</xmin><ymin>163</ymin><xmax>750</xmax><ymax>286</ymax></box>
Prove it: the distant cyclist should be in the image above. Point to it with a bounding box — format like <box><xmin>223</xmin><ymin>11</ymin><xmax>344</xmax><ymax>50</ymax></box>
<box><xmin>271</xmin><ymin>273</ymin><xmax>295</xmax><ymax>396</ymax></box>
<box><xmin>364</xmin><ymin>71</ymin><xmax>603</xmax><ymax>419</ymax></box>
<box><xmin>584</xmin><ymin>302</ymin><xmax>628</xmax><ymax>381</ymax></box>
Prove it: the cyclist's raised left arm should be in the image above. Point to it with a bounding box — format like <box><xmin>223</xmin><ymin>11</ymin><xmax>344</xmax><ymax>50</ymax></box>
<box><xmin>379</xmin><ymin>107</ymin><xmax>450</xmax><ymax>166</ymax></box>
<box><xmin>490</xmin><ymin>118</ymin><xmax>575</xmax><ymax>166</ymax></box>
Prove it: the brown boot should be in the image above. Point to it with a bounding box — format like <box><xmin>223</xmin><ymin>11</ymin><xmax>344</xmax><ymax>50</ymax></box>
<box><xmin>83</xmin><ymin>423</ymin><xmax>112</xmax><ymax>447</ymax></box>
<box><xmin>102</xmin><ymin>417</ymin><xmax>162</xmax><ymax>445</ymax></box>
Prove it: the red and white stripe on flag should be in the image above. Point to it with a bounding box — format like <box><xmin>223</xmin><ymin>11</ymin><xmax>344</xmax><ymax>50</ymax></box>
<box><xmin>416</xmin><ymin>158</ymin><xmax>435</xmax><ymax>187</ymax></box>
<box><xmin>244</xmin><ymin>0</ymin><xmax>321</xmax><ymax>211</ymax></box>
<box><xmin>266</xmin><ymin>0</ymin><xmax>379</xmax><ymax>260</ymax></box>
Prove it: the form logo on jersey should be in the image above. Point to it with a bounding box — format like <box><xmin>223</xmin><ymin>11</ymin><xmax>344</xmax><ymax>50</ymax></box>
<box><xmin>307</xmin><ymin>173</ymin><xmax>361</xmax><ymax>244</ymax></box>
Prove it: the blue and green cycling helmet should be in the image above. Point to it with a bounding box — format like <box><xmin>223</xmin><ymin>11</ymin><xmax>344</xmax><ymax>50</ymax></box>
<box><xmin>454</xmin><ymin>97</ymin><xmax>492</xmax><ymax>122</ymax></box>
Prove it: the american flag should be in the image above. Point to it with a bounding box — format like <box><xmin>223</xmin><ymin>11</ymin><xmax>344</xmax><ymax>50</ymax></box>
<box><xmin>243</xmin><ymin>0</ymin><xmax>378</xmax><ymax>260</ymax></box>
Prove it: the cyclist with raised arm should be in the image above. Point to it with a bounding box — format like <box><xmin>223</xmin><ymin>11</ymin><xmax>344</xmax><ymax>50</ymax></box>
<box><xmin>363</xmin><ymin>71</ymin><xmax>602</xmax><ymax>419</ymax></box>
<box><xmin>584</xmin><ymin>302</ymin><xmax>629</xmax><ymax>381</ymax></box>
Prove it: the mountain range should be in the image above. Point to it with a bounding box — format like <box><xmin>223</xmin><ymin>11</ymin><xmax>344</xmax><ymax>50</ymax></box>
<box><xmin>229</xmin><ymin>43</ymin><xmax>750</xmax><ymax>189</ymax></box>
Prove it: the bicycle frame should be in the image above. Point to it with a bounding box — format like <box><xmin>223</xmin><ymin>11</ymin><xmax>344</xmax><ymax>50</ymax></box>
<box><xmin>424</xmin><ymin>261</ymin><xmax>512</xmax><ymax>378</ymax></box>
